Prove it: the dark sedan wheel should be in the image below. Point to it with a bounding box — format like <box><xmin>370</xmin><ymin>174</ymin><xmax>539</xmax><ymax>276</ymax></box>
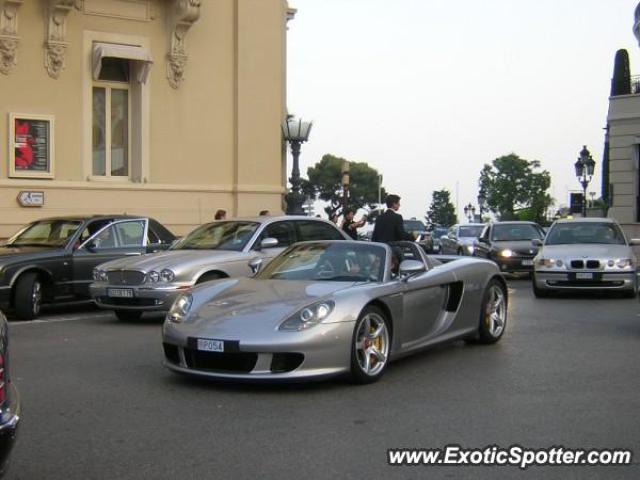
<box><xmin>477</xmin><ymin>279</ymin><xmax>508</xmax><ymax>344</ymax></box>
<box><xmin>14</xmin><ymin>272</ymin><xmax>43</xmax><ymax>320</ymax></box>
<box><xmin>115</xmin><ymin>310</ymin><xmax>143</xmax><ymax>321</ymax></box>
<box><xmin>350</xmin><ymin>306</ymin><xmax>390</xmax><ymax>384</ymax></box>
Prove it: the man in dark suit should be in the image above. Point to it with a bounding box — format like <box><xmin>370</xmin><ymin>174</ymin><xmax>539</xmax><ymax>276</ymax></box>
<box><xmin>372</xmin><ymin>194</ymin><xmax>415</xmax><ymax>243</ymax></box>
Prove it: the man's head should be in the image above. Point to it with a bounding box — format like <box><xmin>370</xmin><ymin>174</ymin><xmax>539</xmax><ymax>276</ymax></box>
<box><xmin>385</xmin><ymin>194</ymin><xmax>401</xmax><ymax>211</ymax></box>
<box><xmin>344</xmin><ymin>209</ymin><xmax>354</xmax><ymax>220</ymax></box>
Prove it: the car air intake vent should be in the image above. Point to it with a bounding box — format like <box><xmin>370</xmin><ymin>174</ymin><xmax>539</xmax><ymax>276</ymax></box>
<box><xmin>106</xmin><ymin>270</ymin><xmax>146</xmax><ymax>285</ymax></box>
<box><xmin>270</xmin><ymin>353</ymin><xmax>304</xmax><ymax>373</ymax></box>
<box><xmin>163</xmin><ymin>343</ymin><xmax>180</xmax><ymax>365</ymax></box>
<box><xmin>184</xmin><ymin>349</ymin><xmax>257</xmax><ymax>373</ymax></box>
<box><xmin>570</xmin><ymin>260</ymin><xmax>584</xmax><ymax>269</ymax></box>
<box><xmin>586</xmin><ymin>260</ymin><xmax>600</xmax><ymax>269</ymax></box>
<box><xmin>445</xmin><ymin>281</ymin><xmax>464</xmax><ymax>312</ymax></box>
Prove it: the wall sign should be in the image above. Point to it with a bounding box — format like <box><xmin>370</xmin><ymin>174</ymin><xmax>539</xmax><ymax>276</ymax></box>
<box><xmin>8</xmin><ymin>113</ymin><xmax>55</xmax><ymax>179</ymax></box>
<box><xmin>17</xmin><ymin>191</ymin><xmax>45</xmax><ymax>207</ymax></box>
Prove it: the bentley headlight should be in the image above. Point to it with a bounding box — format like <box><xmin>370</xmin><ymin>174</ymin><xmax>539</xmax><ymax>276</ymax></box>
<box><xmin>148</xmin><ymin>271</ymin><xmax>160</xmax><ymax>283</ymax></box>
<box><xmin>499</xmin><ymin>249</ymin><xmax>514</xmax><ymax>258</ymax></box>
<box><xmin>616</xmin><ymin>258</ymin><xmax>634</xmax><ymax>269</ymax></box>
<box><xmin>92</xmin><ymin>268</ymin><xmax>108</xmax><ymax>281</ymax></box>
<box><xmin>279</xmin><ymin>300</ymin><xmax>335</xmax><ymax>331</ymax></box>
<box><xmin>167</xmin><ymin>293</ymin><xmax>193</xmax><ymax>323</ymax></box>
<box><xmin>160</xmin><ymin>269</ymin><xmax>175</xmax><ymax>282</ymax></box>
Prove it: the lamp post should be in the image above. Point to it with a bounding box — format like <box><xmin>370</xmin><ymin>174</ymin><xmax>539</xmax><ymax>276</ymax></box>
<box><xmin>463</xmin><ymin>203</ymin><xmax>476</xmax><ymax>222</ymax></box>
<box><xmin>341</xmin><ymin>160</ymin><xmax>350</xmax><ymax>214</ymax></box>
<box><xmin>282</xmin><ymin>116</ymin><xmax>313</xmax><ymax>215</ymax></box>
<box><xmin>377</xmin><ymin>174</ymin><xmax>383</xmax><ymax>208</ymax></box>
<box><xmin>477</xmin><ymin>190</ymin><xmax>487</xmax><ymax>220</ymax></box>
<box><xmin>574</xmin><ymin>145</ymin><xmax>596</xmax><ymax>217</ymax></box>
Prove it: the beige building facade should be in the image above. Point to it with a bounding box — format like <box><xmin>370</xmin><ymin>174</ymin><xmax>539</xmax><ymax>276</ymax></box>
<box><xmin>0</xmin><ymin>0</ymin><xmax>291</xmax><ymax>238</ymax></box>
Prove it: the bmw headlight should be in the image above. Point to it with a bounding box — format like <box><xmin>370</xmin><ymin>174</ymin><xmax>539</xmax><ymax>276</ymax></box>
<box><xmin>279</xmin><ymin>300</ymin><xmax>335</xmax><ymax>331</ymax></box>
<box><xmin>167</xmin><ymin>293</ymin><xmax>193</xmax><ymax>323</ymax></box>
<box><xmin>499</xmin><ymin>249</ymin><xmax>514</xmax><ymax>258</ymax></box>
<box><xmin>616</xmin><ymin>258</ymin><xmax>634</xmax><ymax>269</ymax></box>
<box><xmin>148</xmin><ymin>271</ymin><xmax>160</xmax><ymax>283</ymax></box>
<box><xmin>92</xmin><ymin>268</ymin><xmax>108</xmax><ymax>281</ymax></box>
<box><xmin>160</xmin><ymin>269</ymin><xmax>175</xmax><ymax>282</ymax></box>
<box><xmin>535</xmin><ymin>258</ymin><xmax>563</xmax><ymax>268</ymax></box>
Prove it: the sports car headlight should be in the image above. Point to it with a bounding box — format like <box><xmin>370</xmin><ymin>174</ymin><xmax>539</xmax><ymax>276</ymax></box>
<box><xmin>616</xmin><ymin>258</ymin><xmax>634</xmax><ymax>269</ymax></box>
<box><xmin>148</xmin><ymin>271</ymin><xmax>160</xmax><ymax>283</ymax></box>
<box><xmin>160</xmin><ymin>269</ymin><xmax>175</xmax><ymax>282</ymax></box>
<box><xmin>279</xmin><ymin>300</ymin><xmax>335</xmax><ymax>331</ymax></box>
<box><xmin>499</xmin><ymin>249</ymin><xmax>514</xmax><ymax>258</ymax></box>
<box><xmin>92</xmin><ymin>268</ymin><xmax>108</xmax><ymax>281</ymax></box>
<box><xmin>167</xmin><ymin>293</ymin><xmax>193</xmax><ymax>323</ymax></box>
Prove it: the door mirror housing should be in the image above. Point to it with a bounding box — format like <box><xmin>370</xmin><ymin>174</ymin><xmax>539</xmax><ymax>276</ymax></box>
<box><xmin>85</xmin><ymin>241</ymin><xmax>98</xmax><ymax>253</ymax></box>
<box><xmin>260</xmin><ymin>237</ymin><xmax>279</xmax><ymax>249</ymax></box>
<box><xmin>399</xmin><ymin>259</ymin><xmax>426</xmax><ymax>280</ymax></box>
<box><xmin>531</xmin><ymin>239</ymin><xmax>543</xmax><ymax>247</ymax></box>
<box><xmin>249</xmin><ymin>257</ymin><xmax>263</xmax><ymax>275</ymax></box>
<box><xmin>629</xmin><ymin>238</ymin><xmax>640</xmax><ymax>246</ymax></box>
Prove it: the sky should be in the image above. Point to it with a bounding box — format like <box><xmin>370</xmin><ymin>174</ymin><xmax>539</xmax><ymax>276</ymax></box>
<box><xmin>286</xmin><ymin>0</ymin><xmax>640</xmax><ymax>223</ymax></box>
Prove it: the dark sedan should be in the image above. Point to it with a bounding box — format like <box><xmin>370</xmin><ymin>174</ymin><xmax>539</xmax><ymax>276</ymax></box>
<box><xmin>472</xmin><ymin>221</ymin><xmax>546</xmax><ymax>273</ymax></box>
<box><xmin>0</xmin><ymin>310</ymin><xmax>19</xmax><ymax>476</ymax></box>
<box><xmin>0</xmin><ymin>215</ymin><xmax>175</xmax><ymax>320</ymax></box>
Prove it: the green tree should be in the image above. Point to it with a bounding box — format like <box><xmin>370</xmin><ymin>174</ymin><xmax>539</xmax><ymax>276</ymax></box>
<box><xmin>425</xmin><ymin>189</ymin><xmax>457</xmax><ymax>227</ymax></box>
<box><xmin>306</xmin><ymin>154</ymin><xmax>386</xmax><ymax>219</ymax></box>
<box><xmin>479</xmin><ymin>153</ymin><xmax>552</xmax><ymax>223</ymax></box>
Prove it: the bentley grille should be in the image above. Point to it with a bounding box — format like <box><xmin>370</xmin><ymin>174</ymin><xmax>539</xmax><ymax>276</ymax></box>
<box><xmin>106</xmin><ymin>270</ymin><xmax>146</xmax><ymax>286</ymax></box>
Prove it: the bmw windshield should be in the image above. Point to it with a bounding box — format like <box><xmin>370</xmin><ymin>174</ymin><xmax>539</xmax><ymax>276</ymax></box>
<box><xmin>172</xmin><ymin>221</ymin><xmax>259</xmax><ymax>251</ymax></box>
<box><xmin>545</xmin><ymin>222</ymin><xmax>626</xmax><ymax>245</ymax></box>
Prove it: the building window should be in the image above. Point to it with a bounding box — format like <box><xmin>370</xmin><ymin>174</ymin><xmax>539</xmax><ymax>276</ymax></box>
<box><xmin>92</xmin><ymin>57</ymin><xmax>130</xmax><ymax>177</ymax></box>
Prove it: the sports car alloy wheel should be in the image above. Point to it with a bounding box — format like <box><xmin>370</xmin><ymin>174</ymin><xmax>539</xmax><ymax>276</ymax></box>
<box><xmin>477</xmin><ymin>280</ymin><xmax>507</xmax><ymax>344</ymax></box>
<box><xmin>351</xmin><ymin>307</ymin><xmax>390</xmax><ymax>384</ymax></box>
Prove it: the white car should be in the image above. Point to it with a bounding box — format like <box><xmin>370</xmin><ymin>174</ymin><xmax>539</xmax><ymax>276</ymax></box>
<box><xmin>532</xmin><ymin>218</ymin><xmax>639</xmax><ymax>297</ymax></box>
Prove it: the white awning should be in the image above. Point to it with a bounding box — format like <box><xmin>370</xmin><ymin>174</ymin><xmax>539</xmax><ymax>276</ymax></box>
<box><xmin>92</xmin><ymin>43</ymin><xmax>153</xmax><ymax>83</ymax></box>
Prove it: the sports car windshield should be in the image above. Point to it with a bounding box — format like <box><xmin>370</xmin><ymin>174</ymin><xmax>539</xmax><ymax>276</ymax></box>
<box><xmin>258</xmin><ymin>242</ymin><xmax>387</xmax><ymax>282</ymax></box>
<box><xmin>6</xmin><ymin>219</ymin><xmax>82</xmax><ymax>247</ymax></box>
<box><xmin>459</xmin><ymin>225</ymin><xmax>483</xmax><ymax>237</ymax></box>
<box><xmin>491</xmin><ymin>224</ymin><xmax>544</xmax><ymax>241</ymax></box>
<box><xmin>545</xmin><ymin>223</ymin><xmax>626</xmax><ymax>245</ymax></box>
<box><xmin>172</xmin><ymin>221</ymin><xmax>259</xmax><ymax>251</ymax></box>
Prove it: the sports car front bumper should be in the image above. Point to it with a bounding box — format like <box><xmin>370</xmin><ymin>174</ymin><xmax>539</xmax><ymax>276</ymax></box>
<box><xmin>162</xmin><ymin>320</ymin><xmax>356</xmax><ymax>381</ymax></box>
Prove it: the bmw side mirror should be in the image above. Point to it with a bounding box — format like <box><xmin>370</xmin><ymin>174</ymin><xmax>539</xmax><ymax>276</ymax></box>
<box><xmin>399</xmin><ymin>260</ymin><xmax>425</xmax><ymax>281</ymax></box>
<box><xmin>629</xmin><ymin>238</ymin><xmax>640</xmax><ymax>246</ymax></box>
<box><xmin>249</xmin><ymin>257</ymin><xmax>263</xmax><ymax>275</ymax></box>
<box><xmin>260</xmin><ymin>237</ymin><xmax>279</xmax><ymax>249</ymax></box>
<box><xmin>531</xmin><ymin>239</ymin><xmax>543</xmax><ymax>247</ymax></box>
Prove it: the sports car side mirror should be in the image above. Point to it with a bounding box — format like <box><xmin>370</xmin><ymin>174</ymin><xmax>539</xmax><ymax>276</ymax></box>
<box><xmin>85</xmin><ymin>241</ymin><xmax>98</xmax><ymax>253</ymax></box>
<box><xmin>249</xmin><ymin>257</ymin><xmax>263</xmax><ymax>274</ymax></box>
<box><xmin>260</xmin><ymin>237</ymin><xmax>279</xmax><ymax>249</ymax></box>
<box><xmin>629</xmin><ymin>238</ymin><xmax>640</xmax><ymax>246</ymax></box>
<box><xmin>399</xmin><ymin>260</ymin><xmax>425</xmax><ymax>280</ymax></box>
<box><xmin>531</xmin><ymin>239</ymin><xmax>543</xmax><ymax>247</ymax></box>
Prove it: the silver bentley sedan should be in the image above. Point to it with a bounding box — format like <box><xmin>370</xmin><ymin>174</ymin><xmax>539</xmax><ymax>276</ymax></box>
<box><xmin>162</xmin><ymin>240</ymin><xmax>508</xmax><ymax>383</ymax></box>
<box><xmin>532</xmin><ymin>218</ymin><xmax>640</xmax><ymax>297</ymax></box>
<box><xmin>90</xmin><ymin>216</ymin><xmax>348</xmax><ymax>320</ymax></box>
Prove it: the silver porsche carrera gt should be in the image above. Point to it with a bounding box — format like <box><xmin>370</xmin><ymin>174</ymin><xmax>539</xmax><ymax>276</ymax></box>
<box><xmin>162</xmin><ymin>240</ymin><xmax>508</xmax><ymax>384</ymax></box>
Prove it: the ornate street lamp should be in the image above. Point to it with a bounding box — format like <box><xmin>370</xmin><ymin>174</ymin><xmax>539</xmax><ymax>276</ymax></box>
<box><xmin>341</xmin><ymin>160</ymin><xmax>350</xmax><ymax>213</ymax></box>
<box><xmin>574</xmin><ymin>145</ymin><xmax>596</xmax><ymax>217</ymax></box>
<box><xmin>463</xmin><ymin>203</ymin><xmax>476</xmax><ymax>222</ymax></box>
<box><xmin>282</xmin><ymin>116</ymin><xmax>313</xmax><ymax>215</ymax></box>
<box><xmin>477</xmin><ymin>190</ymin><xmax>487</xmax><ymax>219</ymax></box>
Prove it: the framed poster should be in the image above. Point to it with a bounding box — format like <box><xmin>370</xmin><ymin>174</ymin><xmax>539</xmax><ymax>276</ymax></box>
<box><xmin>8</xmin><ymin>113</ymin><xmax>55</xmax><ymax>179</ymax></box>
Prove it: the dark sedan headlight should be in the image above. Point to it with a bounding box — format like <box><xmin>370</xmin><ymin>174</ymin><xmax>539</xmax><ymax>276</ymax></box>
<box><xmin>92</xmin><ymin>268</ymin><xmax>108</xmax><ymax>281</ymax></box>
<box><xmin>279</xmin><ymin>300</ymin><xmax>335</xmax><ymax>331</ymax></box>
<box><xmin>167</xmin><ymin>293</ymin><xmax>193</xmax><ymax>323</ymax></box>
<box><xmin>498</xmin><ymin>249</ymin><xmax>514</xmax><ymax>258</ymax></box>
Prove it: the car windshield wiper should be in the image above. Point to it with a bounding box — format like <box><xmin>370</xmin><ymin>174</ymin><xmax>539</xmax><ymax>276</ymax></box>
<box><xmin>7</xmin><ymin>242</ymin><xmax>59</xmax><ymax>248</ymax></box>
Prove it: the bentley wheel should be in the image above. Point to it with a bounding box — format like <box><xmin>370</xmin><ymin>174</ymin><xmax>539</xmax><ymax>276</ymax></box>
<box><xmin>350</xmin><ymin>306</ymin><xmax>390</xmax><ymax>384</ymax></box>
<box><xmin>115</xmin><ymin>310</ymin><xmax>143</xmax><ymax>321</ymax></box>
<box><xmin>14</xmin><ymin>272</ymin><xmax>43</xmax><ymax>320</ymax></box>
<box><xmin>477</xmin><ymin>279</ymin><xmax>507</xmax><ymax>344</ymax></box>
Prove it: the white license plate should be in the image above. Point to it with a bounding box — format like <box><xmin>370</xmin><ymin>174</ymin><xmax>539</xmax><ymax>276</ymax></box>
<box><xmin>197</xmin><ymin>338</ymin><xmax>224</xmax><ymax>352</ymax></box>
<box><xmin>576</xmin><ymin>272</ymin><xmax>594</xmax><ymax>280</ymax></box>
<box><xmin>107</xmin><ymin>288</ymin><xmax>134</xmax><ymax>298</ymax></box>
<box><xmin>521</xmin><ymin>260</ymin><xmax>533</xmax><ymax>266</ymax></box>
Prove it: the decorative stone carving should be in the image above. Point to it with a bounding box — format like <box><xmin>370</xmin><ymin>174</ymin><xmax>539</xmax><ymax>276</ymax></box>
<box><xmin>167</xmin><ymin>0</ymin><xmax>201</xmax><ymax>89</ymax></box>
<box><xmin>0</xmin><ymin>0</ymin><xmax>23</xmax><ymax>75</ymax></box>
<box><xmin>45</xmin><ymin>0</ymin><xmax>75</xmax><ymax>78</ymax></box>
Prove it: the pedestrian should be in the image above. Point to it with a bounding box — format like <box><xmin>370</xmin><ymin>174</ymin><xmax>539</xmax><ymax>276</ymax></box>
<box><xmin>214</xmin><ymin>209</ymin><xmax>226</xmax><ymax>220</ymax></box>
<box><xmin>341</xmin><ymin>208</ymin><xmax>367</xmax><ymax>240</ymax></box>
<box><xmin>371</xmin><ymin>194</ymin><xmax>415</xmax><ymax>243</ymax></box>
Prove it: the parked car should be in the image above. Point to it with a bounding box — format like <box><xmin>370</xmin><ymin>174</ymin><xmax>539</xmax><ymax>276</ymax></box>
<box><xmin>440</xmin><ymin>223</ymin><xmax>485</xmax><ymax>255</ymax></box>
<box><xmin>0</xmin><ymin>310</ymin><xmax>20</xmax><ymax>476</ymax></box>
<box><xmin>162</xmin><ymin>240</ymin><xmax>508</xmax><ymax>383</ymax></box>
<box><xmin>532</xmin><ymin>218</ymin><xmax>639</xmax><ymax>297</ymax></box>
<box><xmin>429</xmin><ymin>226</ymin><xmax>449</xmax><ymax>253</ymax></box>
<box><xmin>0</xmin><ymin>215</ymin><xmax>175</xmax><ymax>320</ymax></box>
<box><xmin>403</xmin><ymin>218</ymin><xmax>433</xmax><ymax>252</ymax></box>
<box><xmin>473</xmin><ymin>221</ymin><xmax>546</xmax><ymax>273</ymax></box>
<box><xmin>91</xmin><ymin>216</ymin><xmax>349</xmax><ymax>321</ymax></box>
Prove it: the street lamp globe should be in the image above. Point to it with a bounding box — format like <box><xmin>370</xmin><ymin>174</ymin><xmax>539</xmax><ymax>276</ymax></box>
<box><xmin>574</xmin><ymin>145</ymin><xmax>596</xmax><ymax>217</ymax></box>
